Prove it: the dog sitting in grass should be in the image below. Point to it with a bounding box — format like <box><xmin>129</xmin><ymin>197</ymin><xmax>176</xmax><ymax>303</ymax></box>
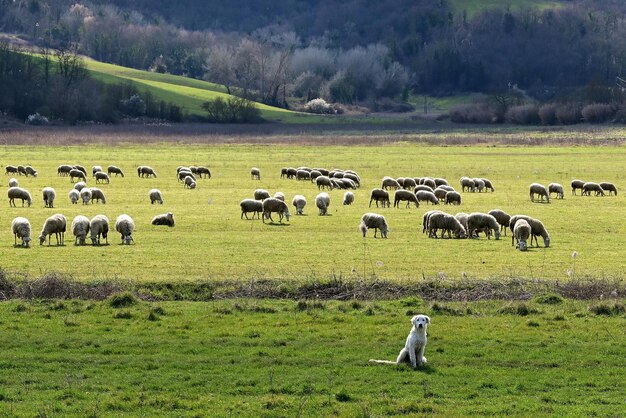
<box><xmin>369</xmin><ymin>314</ymin><xmax>430</xmax><ymax>368</ymax></box>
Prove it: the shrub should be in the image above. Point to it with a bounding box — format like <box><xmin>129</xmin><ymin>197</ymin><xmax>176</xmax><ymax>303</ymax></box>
<box><xmin>534</xmin><ymin>293</ymin><xmax>564</xmax><ymax>305</ymax></box>
<box><xmin>506</xmin><ymin>105</ymin><xmax>540</xmax><ymax>125</ymax></box>
<box><xmin>498</xmin><ymin>303</ymin><xmax>540</xmax><ymax>316</ymax></box>
<box><xmin>581</xmin><ymin>103</ymin><xmax>615</xmax><ymax>124</ymax></box>
<box><xmin>108</xmin><ymin>292</ymin><xmax>137</xmax><ymax>308</ymax></box>
<box><xmin>449</xmin><ymin>104</ymin><xmax>495</xmax><ymax>124</ymax></box>
<box><xmin>538</xmin><ymin>103</ymin><xmax>558</xmax><ymax>125</ymax></box>
<box><xmin>25</xmin><ymin>113</ymin><xmax>49</xmax><ymax>125</ymax></box>
<box><xmin>304</xmin><ymin>98</ymin><xmax>335</xmax><ymax>114</ymax></box>
<box><xmin>555</xmin><ymin>104</ymin><xmax>582</xmax><ymax>125</ymax></box>
<box><xmin>589</xmin><ymin>303</ymin><xmax>625</xmax><ymax>316</ymax></box>
<box><xmin>201</xmin><ymin>96</ymin><xmax>262</xmax><ymax>123</ymax></box>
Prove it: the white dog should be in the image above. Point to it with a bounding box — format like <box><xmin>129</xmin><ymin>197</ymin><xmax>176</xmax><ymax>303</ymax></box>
<box><xmin>369</xmin><ymin>314</ymin><xmax>430</xmax><ymax>368</ymax></box>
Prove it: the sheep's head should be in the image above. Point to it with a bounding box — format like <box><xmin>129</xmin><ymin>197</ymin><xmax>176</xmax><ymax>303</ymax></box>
<box><xmin>494</xmin><ymin>230</ymin><xmax>501</xmax><ymax>240</ymax></box>
<box><xmin>544</xmin><ymin>236</ymin><xmax>551</xmax><ymax>248</ymax></box>
<box><xmin>455</xmin><ymin>225</ymin><xmax>467</xmax><ymax>239</ymax></box>
<box><xmin>39</xmin><ymin>234</ymin><xmax>46</xmax><ymax>245</ymax></box>
<box><xmin>122</xmin><ymin>235</ymin><xmax>133</xmax><ymax>245</ymax></box>
<box><xmin>518</xmin><ymin>240</ymin><xmax>528</xmax><ymax>251</ymax></box>
<box><xmin>23</xmin><ymin>236</ymin><xmax>31</xmax><ymax>247</ymax></box>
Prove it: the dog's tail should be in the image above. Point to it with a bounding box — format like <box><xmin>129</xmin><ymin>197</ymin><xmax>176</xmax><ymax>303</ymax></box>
<box><xmin>368</xmin><ymin>359</ymin><xmax>397</xmax><ymax>365</ymax></box>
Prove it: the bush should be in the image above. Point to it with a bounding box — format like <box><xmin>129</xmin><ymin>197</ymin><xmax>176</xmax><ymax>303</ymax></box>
<box><xmin>108</xmin><ymin>292</ymin><xmax>137</xmax><ymax>308</ymax></box>
<box><xmin>538</xmin><ymin>104</ymin><xmax>558</xmax><ymax>125</ymax></box>
<box><xmin>534</xmin><ymin>293</ymin><xmax>564</xmax><ymax>305</ymax></box>
<box><xmin>25</xmin><ymin>113</ymin><xmax>49</xmax><ymax>125</ymax></box>
<box><xmin>201</xmin><ymin>96</ymin><xmax>262</xmax><ymax>123</ymax></box>
<box><xmin>505</xmin><ymin>105</ymin><xmax>540</xmax><ymax>125</ymax></box>
<box><xmin>581</xmin><ymin>103</ymin><xmax>615</xmax><ymax>124</ymax></box>
<box><xmin>304</xmin><ymin>98</ymin><xmax>336</xmax><ymax>114</ymax></box>
<box><xmin>555</xmin><ymin>104</ymin><xmax>582</xmax><ymax>125</ymax></box>
<box><xmin>449</xmin><ymin>104</ymin><xmax>495</xmax><ymax>124</ymax></box>
<box><xmin>589</xmin><ymin>303</ymin><xmax>625</xmax><ymax>316</ymax></box>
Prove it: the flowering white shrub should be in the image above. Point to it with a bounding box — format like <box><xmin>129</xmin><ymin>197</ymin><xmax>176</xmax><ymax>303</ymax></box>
<box><xmin>304</xmin><ymin>98</ymin><xmax>335</xmax><ymax>114</ymax></box>
<box><xmin>26</xmin><ymin>113</ymin><xmax>49</xmax><ymax>125</ymax></box>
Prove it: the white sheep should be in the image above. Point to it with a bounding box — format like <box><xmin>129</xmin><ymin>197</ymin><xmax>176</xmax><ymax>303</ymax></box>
<box><xmin>315</xmin><ymin>192</ymin><xmax>331</xmax><ymax>215</ymax></box>
<box><xmin>95</xmin><ymin>172</ymin><xmax>110</xmax><ymax>184</ymax></box>
<box><xmin>460</xmin><ymin>176</ymin><xmax>475</xmax><ymax>192</ymax></box>
<box><xmin>240</xmin><ymin>198</ymin><xmax>263</xmax><ymax>219</ymax></box>
<box><xmin>529</xmin><ymin>183</ymin><xmax>550</xmax><ymax>203</ymax></box>
<box><xmin>467</xmin><ymin>212</ymin><xmax>501</xmax><ymax>240</ymax></box>
<box><xmin>68</xmin><ymin>189</ymin><xmax>79</xmax><ymax>204</ymax></box>
<box><xmin>115</xmin><ymin>214</ymin><xmax>135</xmax><ymax>245</ymax></box>
<box><xmin>140</xmin><ymin>166</ymin><xmax>157</xmax><ymax>178</ymax></box>
<box><xmin>513</xmin><ymin>219</ymin><xmax>531</xmax><ymax>251</ymax></box>
<box><xmin>273</xmin><ymin>192</ymin><xmax>285</xmax><ymax>201</ymax></box>
<box><xmin>8</xmin><ymin>187</ymin><xmax>32</xmax><ymax>207</ymax></box>
<box><xmin>74</xmin><ymin>181</ymin><xmax>87</xmax><ymax>192</ymax></box>
<box><xmin>8</xmin><ymin>178</ymin><xmax>18</xmax><ymax>187</ymax></box>
<box><xmin>11</xmin><ymin>217</ymin><xmax>31</xmax><ymax>247</ymax></box>
<box><xmin>89</xmin><ymin>187</ymin><xmax>107</xmax><ymax>204</ymax></box>
<box><xmin>316</xmin><ymin>176</ymin><xmax>333</xmax><ymax>190</ymax></box>
<box><xmin>343</xmin><ymin>191</ymin><xmax>355</xmax><ymax>206</ymax></box>
<box><xmin>381</xmin><ymin>176</ymin><xmax>401</xmax><ymax>190</ymax></box>
<box><xmin>427</xmin><ymin>212</ymin><xmax>467</xmax><ymax>239</ymax></box>
<box><xmin>254</xmin><ymin>189</ymin><xmax>271</xmax><ymax>201</ymax></box>
<box><xmin>80</xmin><ymin>187</ymin><xmax>92</xmax><ymax>205</ymax></box>
<box><xmin>149</xmin><ymin>189</ymin><xmax>164</xmax><ymax>204</ymax></box>
<box><xmin>39</xmin><ymin>213</ymin><xmax>67</xmax><ymax>246</ymax></box>
<box><xmin>416</xmin><ymin>190</ymin><xmax>439</xmax><ymax>205</ymax></box>
<box><xmin>481</xmin><ymin>178</ymin><xmax>495</xmax><ymax>192</ymax></box>
<box><xmin>251</xmin><ymin>167</ymin><xmax>261</xmax><ymax>180</ymax></box>
<box><xmin>548</xmin><ymin>183</ymin><xmax>564</xmax><ymax>199</ymax></box>
<box><xmin>454</xmin><ymin>212</ymin><xmax>469</xmax><ymax>236</ymax></box>
<box><xmin>359</xmin><ymin>212</ymin><xmax>389</xmax><ymax>238</ymax></box>
<box><xmin>473</xmin><ymin>178</ymin><xmax>486</xmax><ymax>192</ymax></box>
<box><xmin>261</xmin><ymin>198</ymin><xmax>290</xmax><ymax>223</ymax></box>
<box><xmin>152</xmin><ymin>212</ymin><xmax>175</xmax><ymax>227</ymax></box>
<box><xmin>582</xmin><ymin>182</ymin><xmax>605</xmax><ymax>196</ymax></box>
<box><xmin>92</xmin><ymin>165</ymin><xmax>103</xmax><ymax>177</ymax></box>
<box><xmin>42</xmin><ymin>187</ymin><xmax>56</xmax><ymax>208</ymax></box>
<box><xmin>292</xmin><ymin>195</ymin><xmax>307</xmax><ymax>215</ymax></box>
<box><xmin>71</xmin><ymin>215</ymin><xmax>90</xmax><ymax>245</ymax></box>
<box><xmin>509</xmin><ymin>215</ymin><xmax>551</xmax><ymax>248</ymax></box>
<box><xmin>90</xmin><ymin>214</ymin><xmax>109</xmax><ymax>245</ymax></box>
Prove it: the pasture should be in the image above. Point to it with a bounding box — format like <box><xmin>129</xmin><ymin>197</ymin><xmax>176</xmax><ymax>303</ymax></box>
<box><xmin>1</xmin><ymin>139</ymin><xmax>625</xmax><ymax>283</ymax></box>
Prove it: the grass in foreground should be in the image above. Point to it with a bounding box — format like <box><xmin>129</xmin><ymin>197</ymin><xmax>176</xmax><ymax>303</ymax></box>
<box><xmin>0</xmin><ymin>297</ymin><xmax>623</xmax><ymax>416</ymax></box>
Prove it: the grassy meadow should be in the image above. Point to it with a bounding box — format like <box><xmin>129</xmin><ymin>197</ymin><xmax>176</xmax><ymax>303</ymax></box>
<box><xmin>1</xmin><ymin>141</ymin><xmax>625</xmax><ymax>283</ymax></box>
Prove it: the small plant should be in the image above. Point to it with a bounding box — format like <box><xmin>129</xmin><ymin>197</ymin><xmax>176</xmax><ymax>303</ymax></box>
<box><xmin>304</xmin><ymin>98</ymin><xmax>336</xmax><ymax>114</ymax></box>
<box><xmin>108</xmin><ymin>292</ymin><xmax>137</xmax><ymax>308</ymax></box>
<box><xmin>498</xmin><ymin>303</ymin><xmax>539</xmax><ymax>316</ymax></box>
<box><xmin>26</xmin><ymin>113</ymin><xmax>49</xmax><ymax>125</ymax></box>
<box><xmin>334</xmin><ymin>390</ymin><xmax>351</xmax><ymax>402</ymax></box>
<box><xmin>589</xmin><ymin>303</ymin><xmax>625</xmax><ymax>316</ymax></box>
<box><xmin>113</xmin><ymin>310</ymin><xmax>133</xmax><ymax>319</ymax></box>
<box><xmin>534</xmin><ymin>293</ymin><xmax>564</xmax><ymax>305</ymax></box>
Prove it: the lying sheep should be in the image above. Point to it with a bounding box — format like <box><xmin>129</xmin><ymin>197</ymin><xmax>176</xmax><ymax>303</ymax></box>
<box><xmin>316</xmin><ymin>192</ymin><xmax>331</xmax><ymax>215</ymax></box>
<box><xmin>292</xmin><ymin>195</ymin><xmax>307</xmax><ymax>215</ymax></box>
<box><xmin>599</xmin><ymin>182</ymin><xmax>617</xmax><ymax>196</ymax></box>
<box><xmin>316</xmin><ymin>176</ymin><xmax>333</xmax><ymax>190</ymax></box>
<box><xmin>513</xmin><ymin>219</ymin><xmax>531</xmax><ymax>251</ymax></box>
<box><xmin>42</xmin><ymin>187</ymin><xmax>56</xmax><ymax>208</ymax></box>
<box><xmin>254</xmin><ymin>189</ymin><xmax>271</xmax><ymax>201</ymax></box>
<box><xmin>393</xmin><ymin>190</ymin><xmax>419</xmax><ymax>208</ymax></box>
<box><xmin>149</xmin><ymin>189</ymin><xmax>163</xmax><ymax>204</ymax></box>
<box><xmin>95</xmin><ymin>172</ymin><xmax>110</xmax><ymax>184</ymax></box>
<box><xmin>381</xmin><ymin>176</ymin><xmax>401</xmax><ymax>190</ymax></box>
<box><xmin>582</xmin><ymin>182</ymin><xmax>604</xmax><ymax>196</ymax></box>
<box><xmin>369</xmin><ymin>188</ymin><xmax>390</xmax><ymax>208</ymax></box>
<box><xmin>273</xmin><ymin>192</ymin><xmax>285</xmax><ymax>201</ymax></box>
<box><xmin>89</xmin><ymin>188</ymin><xmax>107</xmax><ymax>204</ymax></box>
<box><xmin>140</xmin><ymin>166</ymin><xmax>157</xmax><ymax>178</ymax></box>
<box><xmin>68</xmin><ymin>189</ymin><xmax>80</xmax><ymax>204</ymax></box>
<box><xmin>71</xmin><ymin>215</ymin><xmax>90</xmax><ymax>245</ymax></box>
<box><xmin>90</xmin><ymin>214</ymin><xmax>109</xmax><ymax>245</ymax></box>
<box><xmin>509</xmin><ymin>215</ymin><xmax>551</xmax><ymax>247</ymax></box>
<box><xmin>427</xmin><ymin>212</ymin><xmax>467</xmax><ymax>239</ymax></box>
<box><xmin>12</xmin><ymin>217</ymin><xmax>31</xmax><ymax>247</ymax></box>
<box><xmin>69</xmin><ymin>169</ymin><xmax>87</xmax><ymax>183</ymax></box>
<box><xmin>24</xmin><ymin>166</ymin><xmax>37</xmax><ymax>177</ymax></box>
<box><xmin>80</xmin><ymin>187</ymin><xmax>92</xmax><ymax>205</ymax></box>
<box><xmin>548</xmin><ymin>183</ymin><xmax>564</xmax><ymax>199</ymax></box>
<box><xmin>107</xmin><ymin>165</ymin><xmax>124</xmax><ymax>177</ymax></box>
<box><xmin>460</xmin><ymin>176</ymin><xmax>475</xmax><ymax>192</ymax></box>
<box><xmin>487</xmin><ymin>209</ymin><xmax>511</xmax><ymax>237</ymax></box>
<box><xmin>416</xmin><ymin>190</ymin><xmax>439</xmax><ymax>205</ymax></box>
<box><xmin>444</xmin><ymin>191</ymin><xmax>461</xmax><ymax>205</ymax></box>
<box><xmin>115</xmin><ymin>214</ymin><xmax>135</xmax><ymax>245</ymax></box>
<box><xmin>240</xmin><ymin>198</ymin><xmax>263</xmax><ymax>219</ymax></box>
<box><xmin>8</xmin><ymin>187</ymin><xmax>32</xmax><ymax>207</ymax></box>
<box><xmin>343</xmin><ymin>191</ymin><xmax>355</xmax><ymax>206</ymax></box>
<box><xmin>422</xmin><ymin>210</ymin><xmax>444</xmax><ymax>234</ymax></box>
<box><xmin>74</xmin><ymin>181</ymin><xmax>87</xmax><ymax>192</ymax></box>
<box><xmin>8</xmin><ymin>178</ymin><xmax>18</xmax><ymax>188</ymax></box>
<box><xmin>529</xmin><ymin>183</ymin><xmax>550</xmax><ymax>203</ymax></box>
<box><xmin>360</xmin><ymin>212</ymin><xmax>389</xmax><ymax>238</ymax></box>
<box><xmin>571</xmin><ymin>179</ymin><xmax>585</xmax><ymax>195</ymax></box>
<box><xmin>467</xmin><ymin>212</ymin><xmax>501</xmax><ymax>240</ymax></box>
<box><xmin>251</xmin><ymin>167</ymin><xmax>261</xmax><ymax>180</ymax></box>
<box><xmin>39</xmin><ymin>213</ymin><xmax>67</xmax><ymax>246</ymax></box>
<box><xmin>152</xmin><ymin>212</ymin><xmax>175</xmax><ymax>227</ymax></box>
<box><xmin>262</xmin><ymin>198</ymin><xmax>291</xmax><ymax>223</ymax></box>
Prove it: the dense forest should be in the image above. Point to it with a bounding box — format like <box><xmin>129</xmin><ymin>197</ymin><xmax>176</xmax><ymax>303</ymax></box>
<box><xmin>2</xmin><ymin>0</ymin><xmax>626</xmax><ymax>122</ymax></box>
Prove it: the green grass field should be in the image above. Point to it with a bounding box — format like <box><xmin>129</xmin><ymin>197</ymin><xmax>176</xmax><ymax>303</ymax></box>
<box><xmin>2</xmin><ymin>141</ymin><xmax>625</xmax><ymax>283</ymax></box>
<box><xmin>0</xmin><ymin>297</ymin><xmax>623</xmax><ymax>416</ymax></box>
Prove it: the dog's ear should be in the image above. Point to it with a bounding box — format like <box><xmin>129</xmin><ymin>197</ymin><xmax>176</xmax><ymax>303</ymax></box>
<box><xmin>424</xmin><ymin>315</ymin><xmax>431</xmax><ymax>324</ymax></box>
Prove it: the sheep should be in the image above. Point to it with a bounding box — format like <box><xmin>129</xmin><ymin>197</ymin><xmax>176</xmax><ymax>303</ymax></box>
<box><xmin>90</xmin><ymin>214</ymin><xmax>109</xmax><ymax>245</ymax></box>
<box><xmin>548</xmin><ymin>183</ymin><xmax>565</xmax><ymax>199</ymax></box>
<box><xmin>317</xmin><ymin>168</ymin><xmax>330</xmax><ymax>176</ymax></box>
<box><xmin>140</xmin><ymin>166</ymin><xmax>157</xmax><ymax>178</ymax></box>
<box><xmin>487</xmin><ymin>209</ymin><xmax>511</xmax><ymax>237</ymax></box>
<box><xmin>309</xmin><ymin>170</ymin><xmax>322</xmax><ymax>182</ymax></box>
<box><xmin>433</xmin><ymin>187</ymin><xmax>448</xmax><ymax>200</ymax></box>
<box><xmin>8</xmin><ymin>187</ymin><xmax>32</xmax><ymax>207</ymax></box>
<box><xmin>39</xmin><ymin>213</ymin><xmax>67</xmax><ymax>246</ymax></box>
<box><xmin>315</xmin><ymin>192</ymin><xmax>331</xmax><ymax>215</ymax></box>
<box><xmin>369</xmin><ymin>188</ymin><xmax>390</xmax><ymax>208</ymax></box>
<box><xmin>316</xmin><ymin>176</ymin><xmax>333</xmax><ymax>190</ymax></box>
<box><xmin>599</xmin><ymin>182</ymin><xmax>617</xmax><ymax>196</ymax></box>
<box><xmin>416</xmin><ymin>190</ymin><xmax>439</xmax><ymax>205</ymax></box>
<box><xmin>73</xmin><ymin>165</ymin><xmax>87</xmax><ymax>175</ymax></box>
<box><xmin>67</xmin><ymin>189</ymin><xmax>79</xmax><ymax>205</ymax></box>
<box><xmin>137</xmin><ymin>166</ymin><xmax>144</xmax><ymax>177</ymax></box>
<box><xmin>251</xmin><ymin>167</ymin><xmax>261</xmax><ymax>180</ymax></box>
<box><xmin>273</xmin><ymin>192</ymin><xmax>285</xmax><ymax>201</ymax></box>
<box><xmin>196</xmin><ymin>166</ymin><xmax>211</xmax><ymax>178</ymax></box>
<box><xmin>296</xmin><ymin>169</ymin><xmax>311</xmax><ymax>181</ymax></box>
<box><xmin>582</xmin><ymin>182</ymin><xmax>604</xmax><ymax>196</ymax></box>
<box><xmin>427</xmin><ymin>212</ymin><xmax>467</xmax><ymax>239</ymax></box>
<box><xmin>414</xmin><ymin>185</ymin><xmax>434</xmax><ymax>193</ymax></box>
<box><xmin>571</xmin><ymin>179</ymin><xmax>585</xmax><ymax>195</ymax></box>
<box><xmin>360</xmin><ymin>212</ymin><xmax>389</xmax><ymax>238</ymax></box>
<box><xmin>460</xmin><ymin>177</ymin><xmax>475</xmax><ymax>192</ymax></box>
<box><xmin>74</xmin><ymin>181</ymin><xmax>87</xmax><ymax>192</ymax></box>
<box><xmin>402</xmin><ymin>177</ymin><xmax>417</xmax><ymax>189</ymax></box>
<box><xmin>455</xmin><ymin>212</ymin><xmax>469</xmax><ymax>237</ymax></box>
<box><xmin>178</xmin><ymin>170</ymin><xmax>195</xmax><ymax>182</ymax></box>
<box><xmin>71</xmin><ymin>215</ymin><xmax>90</xmax><ymax>245</ymax></box>
<box><xmin>115</xmin><ymin>214</ymin><xmax>135</xmax><ymax>245</ymax></box>
<box><xmin>286</xmin><ymin>168</ymin><xmax>297</xmax><ymax>179</ymax></box>
<box><xmin>467</xmin><ymin>212</ymin><xmax>501</xmax><ymax>240</ymax></box>
<box><xmin>188</xmin><ymin>181</ymin><xmax>197</xmax><ymax>189</ymax></box>
<box><xmin>262</xmin><ymin>198</ymin><xmax>291</xmax><ymax>223</ymax></box>
<box><xmin>8</xmin><ymin>178</ymin><xmax>18</xmax><ymax>187</ymax></box>
<box><xmin>393</xmin><ymin>189</ymin><xmax>419</xmax><ymax>208</ymax></box>
<box><xmin>89</xmin><ymin>188</ymin><xmax>107</xmax><ymax>204</ymax></box>
<box><xmin>513</xmin><ymin>219</ymin><xmax>531</xmax><ymax>251</ymax></box>
<box><xmin>330</xmin><ymin>178</ymin><xmax>344</xmax><ymax>189</ymax></box>
<box><xmin>444</xmin><ymin>191</ymin><xmax>462</xmax><ymax>205</ymax></box>
<box><xmin>183</xmin><ymin>175</ymin><xmax>195</xmax><ymax>188</ymax></box>
<box><xmin>57</xmin><ymin>165</ymin><xmax>72</xmax><ymax>176</ymax></box>
<box><xmin>529</xmin><ymin>183</ymin><xmax>550</xmax><ymax>203</ymax></box>
<box><xmin>481</xmin><ymin>178</ymin><xmax>495</xmax><ymax>192</ymax></box>
<box><xmin>92</xmin><ymin>165</ymin><xmax>103</xmax><ymax>177</ymax></box>
<box><xmin>5</xmin><ymin>165</ymin><xmax>19</xmax><ymax>175</ymax></box>
<box><xmin>254</xmin><ymin>189</ymin><xmax>271</xmax><ymax>201</ymax></box>
<box><xmin>343</xmin><ymin>191</ymin><xmax>355</xmax><ymax>206</ymax></box>
<box><xmin>422</xmin><ymin>210</ymin><xmax>444</xmax><ymax>234</ymax></box>
<box><xmin>12</xmin><ymin>217</ymin><xmax>31</xmax><ymax>247</ymax></box>
<box><xmin>339</xmin><ymin>178</ymin><xmax>357</xmax><ymax>189</ymax></box>
<box><xmin>240</xmin><ymin>199</ymin><xmax>263</xmax><ymax>219</ymax></box>
<box><xmin>434</xmin><ymin>178</ymin><xmax>449</xmax><ymax>187</ymax></box>
<box><xmin>149</xmin><ymin>189</ymin><xmax>163</xmax><ymax>204</ymax></box>
<box><xmin>509</xmin><ymin>215</ymin><xmax>551</xmax><ymax>247</ymax></box>
<box><xmin>69</xmin><ymin>169</ymin><xmax>87</xmax><ymax>183</ymax></box>
<box><xmin>17</xmin><ymin>165</ymin><xmax>26</xmax><ymax>176</ymax></box>
<box><xmin>24</xmin><ymin>166</ymin><xmax>37</xmax><ymax>177</ymax></box>
<box><xmin>382</xmin><ymin>176</ymin><xmax>401</xmax><ymax>190</ymax></box>
<box><xmin>280</xmin><ymin>167</ymin><xmax>289</xmax><ymax>178</ymax></box>
<box><xmin>473</xmin><ymin>178</ymin><xmax>486</xmax><ymax>192</ymax></box>
<box><xmin>292</xmin><ymin>195</ymin><xmax>307</xmax><ymax>215</ymax></box>
<box><xmin>422</xmin><ymin>178</ymin><xmax>437</xmax><ymax>189</ymax></box>
<box><xmin>437</xmin><ymin>185</ymin><xmax>455</xmax><ymax>192</ymax></box>
<box><xmin>152</xmin><ymin>212</ymin><xmax>175</xmax><ymax>227</ymax></box>
<box><xmin>107</xmin><ymin>165</ymin><xmax>124</xmax><ymax>177</ymax></box>
<box><xmin>42</xmin><ymin>187</ymin><xmax>56</xmax><ymax>208</ymax></box>
<box><xmin>80</xmin><ymin>187</ymin><xmax>92</xmax><ymax>205</ymax></box>
<box><xmin>95</xmin><ymin>172</ymin><xmax>110</xmax><ymax>184</ymax></box>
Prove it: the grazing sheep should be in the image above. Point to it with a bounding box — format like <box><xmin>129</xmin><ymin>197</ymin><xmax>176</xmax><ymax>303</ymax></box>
<box><xmin>414</xmin><ymin>185</ymin><xmax>434</xmax><ymax>193</ymax></box>
<box><xmin>381</xmin><ymin>176</ymin><xmax>401</xmax><ymax>190</ymax></box>
<box><xmin>178</xmin><ymin>170</ymin><xmax>195</xmax><ymax>182</ymax></box>
<box><xmin>140</xmin><ymin>166</ymin><xmax>157</xmax><ymax>178</ymax></box>
<box><xmin>107</xmin><ymin>165</ymin><xmax>124</xmax><ymax>177</ymax></box>
<box><xmin>57</xmin><ymin>165</ymin><xmax>72</xmax><ymax>176</ymax></box>
<box><xmin>460</xmin><ymin>177</ymin><xmax>475</xmax><ymax>192</ymax></box>
<box><xmin>487</xmin><ymin>209</ymin><xmax>511</xmax><ymax>237</ymax></box>
<box><xmin>74</xmin><ymin>181</ymin><xmax>87</xmax><ymax>192</ymax></box>
<box><xmin>24</xmin><ymin>166</ymin><xmax>38</xmax><ymax>177</ymax></box>
<box><xmin>292</xmin><ymin>195</ymin><xmax>307</xmax><ymax>215</ymax></box>
<box><xmin>343</xmin><ymin>191</ymin><xmax>355</xmax><ymax>206</ymax></box>
<box><xmin>509</xmin><ymin>215</ymin><xmax>551</xmax><ymax>248</ymax></box>
<box><xmin>115</xmin><ymin>214</ymin><xmax>135</xmax><ymax>245</ymax></box>
<box><xmin>369</xmin><ymin>188</ymin><xmax>390</xmax><ymax>208</ymax></box>
<box><xmin>240</xmin><ymin>198</ymin><xmax>263</xmax><ymax>219</ymax></box>
<box><xmin>599</xmin><ymin>182</ymin><xmax>617</xmax><ymax>196</ymax></box>
<box><xmin>8</xmin><ymin>178</ymin><xmax>18</xmax><ymax>187</ymax></box>
<box><xmin>69</xmin><ymin>169</ymin><xmax>87</xmax><ymax>183</ymax></box>
<box><xmin>513</xmin><ymin>219</ymin><xmax>531</xmax><ymax>251</ymax></box>
<box><xmin>309</xmin><ymin>170</ymin><xmax>322</xmax><ymax>181</ymax></box>
<box><xmin>359</xmin><ymin>212</ymin><xmax>389</xmax><ymax>238</ymax></box>
<box><xmin>421</xmin><ymin>178</ymin><xmax>437</xmax><ymax>189</ymax></box>
<box><xmin>341</xmin><ymin>173</ymin><xmax>359</xmax><ymax>187</ymax></box>
<box><xmin>68</xmin><ymin>189</ymin><xmax>79</xmax><ymax>204</ymax></box>
<box><xmin>330</xmin><ymin>178</ymin><xmax>344</xmax><ymax>189</ymax></box>
<box><xmin>42</xmin><ymin>187</ymin><xmax>56</xmax><ymax>208</ymax></box>
<box><xmin>262</xmin><ymin>198</ymin><xmax>291</xmax><ymax>223</ymax></box>
<box><xmin>582</xmin><ymin>182</ymin><xmax>604</xmax><ymax>196</ymax></box>
<box><xmin>444</xmin><ymin>191</ymin><xmax>462</xmax><ymax>205</ymax></box>
<box><xmin>529</xmin><ymin>183</ymin><xmax>551</xmax><ymax>203</ymax></box>
<box><xmin>183</xmin><ymin>175</ymin><xmax>195</xmax><ymax>188</ymax></box>
<box><xmin>17</xmin><ymin>165</ymin><xmax>26</xmax><ymax>176</ymax></box>
<box><xmin>315</xmin><ymin>192</ymin><xmax>331</xmax><ymax>215</ymax></box>
<box><xmin>39</xmin><ymin>213</ymin><xmax>67</xmax><ymax>246</ymax></box>
<box><xmin>285</xmin><ymin>168</ymin><xmax>297</xmax><ymax>179</ymax></box>
<box><xmin>571</xmin><ymin>179</ymin><xmax>585</xmax><ymax>195</ymax></box>
<box><xmin>95</xmin><ymin>172</ymin><xmax>110</xmax><ymax>184</ymax></box>
<box><xmin>8</xmin><ymin>187</ymin><xmax>32</xmax><ymax>207</ymax></box>
<box><xmin>416</xmin><ymin>190</ymin><xmax>439</xmax><ymax>205</ymax></box>
<box><xmin>427</xmin><ymin>212</ymin><xmax>467</xmax><ymax>239</ymax></box>
<box><xmin>481</xmin><ymin>178</ymin><xmax>495</xmax><ymax>192</ymax></box>
<box><xmin>90</xmin><ymin>214</ymin><xmax>109</xmax><ymax>245</ymax></box>
<box><xmin>467</xmin><ymin>212</ymin><xmax>501</xmax><ymax>240</ymax></box>
<box><xmin>402</xmin><ymin>177</ymin><xmax>417</xmax><ymax>189</ymax></box>
<box><xmin>137</xmin><ymin>166</ymin><xmax>144</xmax><ymax>177</ymax></box>
<box><xmin>316</xmin><ymin>176</ymin><xmax>333</xmax><ymax>190</ymax></box>
<box><xmin>434</xmin><ymin>178</ymin><xmax>449</xmax><ymax>187</ymax></box>
<box><xmin>437</xmin><ymin>185</ymin><xmax>455</xmax><ymax>192</ymax></box>
<box><xmin>5</xmin><ymin>165</ymin><xmax>19</xmax><ymax>175</ymax></box>
<box><xmin>73</xmin><ymin>165</ymin><xmax>87</xmax><ymax>175</ymax></box>
<box><xmin>71</xmin><ymin>215</ymin><xmax>90</xmax><ymax>245</ymax></box>
<box><xmin>280</xmin><ymin>167</ymin><xmax>289</xmax><ymax>178</ymax></box>
<box><xmin>473</xmin><ymin>178</ymin><xmax>485</xmax><ymax>192</ymax></box>
<box><xmin>273</xmin><ymin>192</ymin><xmax>285</xmax><ymax>201</ymax></box>
<box><xmin>149</xmin><ymin>189</ymin><xmax>163</xmax><ymax>204</ymax></box>
<box><xmin>422</xmin><ymin>210</ymin><xmax>444</xmax><ymax>234</ymax></box>
<box><xmin>196</xmin><ymin>166</ymin><xmax>211</xmax><ymax>178</ymax></box>
<box><xmin>296</xmin><ymin>169</ymin><xmax>311</xmax><ymax>181</ymax></box>
<box><xmin>188</xmin><ymin>181</ymin><xmax>197</xmax><ymax>189</ymax></box>
<box><xmin>92</xmin><ymin>165</ymin><xmax>102</xmax><ymax>177</ymax></box>
<box><xmin>548</xmin><ymin>183</ymin><xmax>565</xmax><ymax>199</ymax></box>
<box><xmin>80</xmin><ymin>187</ymin><xmax>92</xmax><ymax>205</ymax></box>
<box><xmin>89</xmin><ymin>188</ymin><xmax>107</xmax><ymax>204</ymax></box>
<box><xmin>12</xmin><ymin>217</ymin><xmax>31</xmax><ymax>247</ymax></box>
<box><xmin>254</xmin><ymin>189</ymin><xmax>271</xmax><ymax>201</ymax></box>
<box><xmin>433</xmin><ymin>187</ymin><xmax>448</xmax><ymax>200</ymax></box>
<box><xmin>339</xmin><ymin>178</ymin><xmax>357</xmax><ymax>189</ymax></box>
<box><xmin>317</xmin><ymin>168</ymin><xmax>330</xmax><ymax>176</ymax></box>
<box><xmin>393</xmin><ymin>190</ymin><xmax>419</xmax><ymax>208</ymax></box>
<box><xmin>251</xmin><ymin>167</ymin><xmax>261</xmax><ymax>180</ymax></box>
<box><xmin>152</xmin><ymin>212</ymin><xmax>175</xmax><ymax>227</ymax></box>
<box><xmin>455</xmin><ymin>212</ymin><xmax>469</xmax><ymax>237</ymax></box>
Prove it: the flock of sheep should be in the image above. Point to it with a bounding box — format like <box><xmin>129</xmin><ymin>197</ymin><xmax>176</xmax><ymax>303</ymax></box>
<box><xmin>529</xmin><ymin>180</ymin><xmax>618</xmax><ymax>203</ymax></box>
